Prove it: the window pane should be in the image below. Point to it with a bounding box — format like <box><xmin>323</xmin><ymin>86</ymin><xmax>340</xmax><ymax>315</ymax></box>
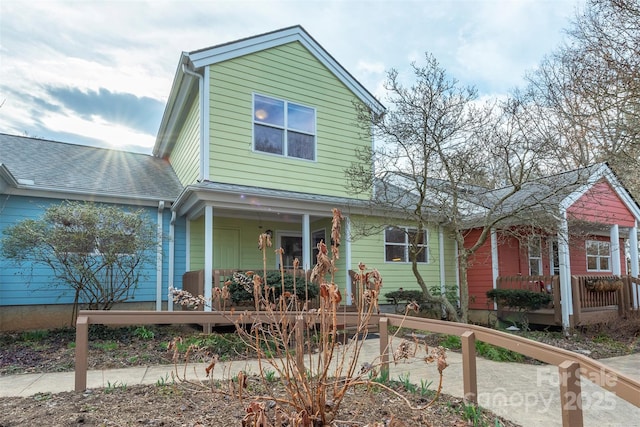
<box><xmin>528</xmin><ymin>238</ymin><xmax>541</xmax><ymax>257</ymax></box>
<box><xmin>386</xmin><ymin>245</ymin><xmax>406</xmax><ymax>262</ymax></box>
<box><xmin>385</xmin><ymin>227</ymin><xmax>405</xmax><ymax>244</ymax></box>
<box><xmin>254</xmin><ymin>95</ymin><xmax>284</xmax><ymax>126</ymax></box>
<box><xmin>598</xmin><ymin>241</ymin><xmax>610</xmax><ymax>255</ymax></box>
<box><xmin>586</xmin><ymin>241</ymin><xmax>599</xmax><ymax>255</ymax></box>
<box><xmin>587</xmin><ymin>256</ymin><xmax>598</xmax><ymax>270</ymax></box>
<box><xmin>288</xmin><ymin>103</ymin><xmax>315</xmax><ymax>133</ymax></box>
<box><xmin>254</xmin><ymin>124</ymin><xmax>283</xmax><ymax>154</ymax></box>
<box><xmin>600</xmin><ymin>257</ymin><xmax>610</xmax><ymax>271</ymax></box>
<box><xmin>412</xmin><ymin>246</ymin><xmax>428</xmax><ymax>263</ymax></box>
<box><xmin>408</xmin><ymin>229</ymin><xmax>426</xmax><ymax>245</ymax></box>
<box><xmin>529</xmin><ymin>259</ymin><xmax>541</xmax><ymax>275</ymax></box>
<box><xmin>287</xmin><ymin>131</ymin><xmax>314</xmax><ymax>160</ymax></box>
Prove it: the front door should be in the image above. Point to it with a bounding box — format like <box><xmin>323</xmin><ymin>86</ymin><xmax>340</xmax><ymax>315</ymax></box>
<box><xmin>277</xmin><ymin>232</ymin><xmax>302</xmax><ymax>269</ymax></box>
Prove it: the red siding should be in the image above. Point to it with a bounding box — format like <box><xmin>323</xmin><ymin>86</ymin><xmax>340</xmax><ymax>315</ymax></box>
<box><xmin>465</xmin><ymin>229</ymin><xmax>494</xmax><ymax>309</ymax></box>
<box><xmin>568</xmin><ymin>180</ymin><xmax>635</xmax><ymax>227</ymax></box>
<box><xmin>497</xmin><ymin>234</ymin><xmax>522</xmax><ymax>276</ymax></box>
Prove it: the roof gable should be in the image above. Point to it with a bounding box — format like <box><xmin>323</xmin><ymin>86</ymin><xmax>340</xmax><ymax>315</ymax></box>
<box><xmin>188</xmin><ymin>26</ymin><xmax>382</xmax><ymax>114</ymax></box>
<box><xmin>154</xmin><ymin>26</ymin><xmax>384</xmax><ymax>157</ymax></box>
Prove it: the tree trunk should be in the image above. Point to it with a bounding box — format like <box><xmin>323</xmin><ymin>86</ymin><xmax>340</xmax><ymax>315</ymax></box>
<box><xmin>411</xmin><ymin>260</ymin><xmax>460</xmax><ymax>322</ymax></box>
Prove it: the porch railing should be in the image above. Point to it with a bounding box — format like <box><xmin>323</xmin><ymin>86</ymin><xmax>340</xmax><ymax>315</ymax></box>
<box><xmin>494</xmin><ymin>274</ymin><xmax>637</xmax><ymax>327</ymax></box>
<box><xmin>495</xmin><ymin>275</ymin><xmax>561</xmax><ymax>324</ymax></box>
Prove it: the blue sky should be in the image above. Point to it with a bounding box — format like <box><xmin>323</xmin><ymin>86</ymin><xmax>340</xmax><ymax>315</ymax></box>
<box><xmin>0</xmin><ymin>0</ymin><xmax>584</xmax><ymax>154</ymax></box>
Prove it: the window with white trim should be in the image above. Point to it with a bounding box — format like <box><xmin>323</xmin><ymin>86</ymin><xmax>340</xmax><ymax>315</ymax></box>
<box><xmin>253</xmin><ymin>94</ymin><xmax>316</xmax><ymax>160</ymax></box>
<box><xmin>528</xmin><ymin>236</ymin><xmax>542</xmax><ymax>275</ymax></box>
<box><xmin>384</xmin><ymin>227</ymin><xmax>428</xmax><ymax>263</ymax></box>
<box><xmin>586</xmin><ymin>240</ymin><xmax>610</xmax><ymax>271</ymax></box>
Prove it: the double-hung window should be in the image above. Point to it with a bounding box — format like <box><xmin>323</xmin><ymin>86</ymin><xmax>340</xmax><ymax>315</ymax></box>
<box><xmin>253</xmin><ymin>94</ymin><xmax>316</xmax><ymax>161</ymax></box>
<box><xmin>528</xmin><ymin>236</ymin><xmax>542</xmax><ymax>275</ymax></box>
<box><xmin>586</xmin><ymin>240</ymin><xmax>611</xmax><ymax>271</ymax></box>
<box><xmin>384</xmin><ymin>227</ymin><xmax>428</xmax><ymax>263</ymax></box>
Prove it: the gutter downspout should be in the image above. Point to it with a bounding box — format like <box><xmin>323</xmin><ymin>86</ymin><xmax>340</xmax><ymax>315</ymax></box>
<box><xmin>181</xmin><ymin>63</ymin><xmax>207</xmax><ymax>182</ymax></box>
<box><xmin>168</xmin><ymin>211</ymin><xmax>176</xmax><ymax>311</ymax></box>
<box><xmin>156</xmin><ymin>201</ymin><xmax>165</xmax><ymax>311</ymax></box>
<box><xmin>439</xmin><ymin>226</ymin><xmax>446</xmax><ymax>316</ymax></box>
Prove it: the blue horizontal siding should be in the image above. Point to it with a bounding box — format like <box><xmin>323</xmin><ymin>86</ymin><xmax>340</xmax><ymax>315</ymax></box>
<box><xmin>0</xmin><ymin>196</ymin><xmax>184</xmax><ymax>307</ymax></box>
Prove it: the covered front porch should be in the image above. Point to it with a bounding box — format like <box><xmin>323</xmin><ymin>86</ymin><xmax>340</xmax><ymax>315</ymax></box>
<box><xmin>495</xmin><ymin>274</ymin><xmax>640</xmax><ymax>328</ymax></box>
<box><xmin>168</xmin><ymin>181</ymin><xmax>365</xmax><ymax>311</ymax></box>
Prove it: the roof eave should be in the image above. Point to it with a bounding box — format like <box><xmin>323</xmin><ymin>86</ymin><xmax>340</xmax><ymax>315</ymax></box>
<box><xmin>153</xmin><ymin>53</ymin><xmax>196</xmax><ymax>158</ymax></box>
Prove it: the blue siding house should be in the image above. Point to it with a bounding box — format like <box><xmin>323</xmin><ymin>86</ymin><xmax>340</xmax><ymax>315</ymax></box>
<box><xmin>0</xmin><ymin>135</ymin><xmax>186</xmax><ymax>330</ymax></box>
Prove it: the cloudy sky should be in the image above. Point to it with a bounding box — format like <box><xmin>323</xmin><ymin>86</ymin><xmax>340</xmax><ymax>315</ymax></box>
<box><xmin>0</xmin><ymin>0</ymin><xmax>584</xmax><ymax>154</ymax></box>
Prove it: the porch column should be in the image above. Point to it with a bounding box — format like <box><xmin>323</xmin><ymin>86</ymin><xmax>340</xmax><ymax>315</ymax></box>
<box><xmin>558</xmin><ymin>210</ymin><xmax>572</xmax><ymax>329</ymax></box>
<box><xmin>439</xmin><ymin>226</ymin><xmax>447</xmax><ymax>316</ymax></box>
<box><xmin>302</xmin><ymin>214</ymin><xmax>311</xmax><ymax>270</ymax></box>
<box><xmin>490</xmin><ymin>228</ymin><xmax>498</xmax><ymax>311</ymax></box>
<box><xmin>204</xmin><ymin>205</ymin><xmax>213</xmax><ymax>312</ymax></box>
<box><xmin>610</xmin><ymin>224</ymin><xmax>621</xmax><ymax>275</ymax></box>
<box><xmin>168</xmin><ymin>211</ymin><xmax>176</xmax><ymax>311</ymax></box>
<box><xmin>630</xmin><ymin>222</ymin><xmax>639</xmax><ymax>309</ymax></box>
<box><xmin>345</xmin><ymin>215</ymin><xmax>353</xmax><ymax>305</ymax></box>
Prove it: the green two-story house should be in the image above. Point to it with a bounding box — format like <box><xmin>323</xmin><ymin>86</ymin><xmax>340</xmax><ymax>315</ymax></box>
<box><xmin>154</xmin><ymin>25</ymin><xmax>458</xmax><ymax>309</ymax></box>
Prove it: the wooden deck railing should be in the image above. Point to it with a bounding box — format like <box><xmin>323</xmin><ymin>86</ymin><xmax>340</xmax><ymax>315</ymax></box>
<box><xmin>495</xmin><ymin>275</ymin><xmax>561</xmax><ymax>324</ymax></box>
<box><xmin>495</xmin><ymin>274</ymin><xmax>637</xmax><ymax>327</ymax></box>
<box><xmin>75</xmin><ymin>310</ymin><xmax>640</xmax><ymax>426</ymax></box>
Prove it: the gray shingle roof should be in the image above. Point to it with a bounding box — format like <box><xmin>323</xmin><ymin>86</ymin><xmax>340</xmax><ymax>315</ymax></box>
<box><xmin>0</xmin><ymin>133</ymin><xmax>183</xmax><ymax>201</ymax></box>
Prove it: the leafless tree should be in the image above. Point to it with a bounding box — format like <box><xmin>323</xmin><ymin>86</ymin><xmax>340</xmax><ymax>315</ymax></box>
<box><xmin>347</xmin><ymin>54</ymin><xmax>585</xmax><ymax>323</ymax></box>
<box><xmin>527</xmin><ymin>0</ymin><xmax>640</xmax><ymax>194</ymax></box>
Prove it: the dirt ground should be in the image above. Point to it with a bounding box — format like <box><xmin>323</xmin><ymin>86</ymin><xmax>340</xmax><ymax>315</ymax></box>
<box><xmin>1</xmin><ymin>314</ymin><xmax>638</xmax><ymax>426</ymax></box>
<box><xmin>0</xmin><ymin>377</ymin><xmax>520</xmax><ymax>427</ymax></box>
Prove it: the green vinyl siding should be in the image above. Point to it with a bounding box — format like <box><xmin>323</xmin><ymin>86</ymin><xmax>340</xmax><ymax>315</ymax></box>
<box><xmin>349</xmin><ymin>217</ymin><xmax>456</xmax><ymax>293</ymax></box>
<box><xmin>169</xmin><ymin>96</ymin><xmax>200</xmax><ymax>185</ymax></box>
<box><xmin>207</xmin><ymin>42</ymin><xmax>371</xmax><ymax>199</ymax></box>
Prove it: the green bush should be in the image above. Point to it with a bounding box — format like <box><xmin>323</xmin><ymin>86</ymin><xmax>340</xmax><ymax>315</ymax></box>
<box><xmin>228</xmin><ymin>271</ymin><xmax>318</xmax><ymax>304</ymax></box>
<box><xmin>486</xmin><ymin>289</ymin><xmax>552</xmax><ymax>311</ymax></box>
<box><xmin>384</xmin><ymin>289</ymin><xmax>424</xmax><ymax>304</ymax></box>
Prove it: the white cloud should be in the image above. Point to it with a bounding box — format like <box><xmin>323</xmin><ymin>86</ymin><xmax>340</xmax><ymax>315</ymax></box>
<box><xmin>0</xmin><ymin>0</ymin><xmax>585</xmax><ymax>152</ymax></box>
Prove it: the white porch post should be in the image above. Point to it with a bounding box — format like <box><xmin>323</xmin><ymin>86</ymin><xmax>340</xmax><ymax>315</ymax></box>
<box><xmin>204</xmin><ymin>205</ymin><xmax>213</xmax><ymax>312</ymax></box>
<box><xmin>345</xmin><ymin>215</ymin><xmax>352</xmax><ymax>305</ymax></box>
<box><xmin>156</xmin><ymin>201</ymin><xmax>165</xmax><ymax>311</ymax></box>
<box><xmin>630</xmin><ymin>222</ymin><xmax>639</xmax><ymax>309</ymax></box>
<box><xmin>490</xmin><ymin>228</ymin><xmax>499</xmax><ymax>311</ymax></box>
<box><xmin>611</xmin><ymin>224</ymin><xmax>621</xmax><ymax>275</ymax></box>
<box><xmin>302</xmin><ymin>214</ymin><xmax>311</xmax><ymax>270</ymax></box>
<box><xmin>558</xmin><ymin>210</ymin><xmax>572</xmax><ymax>330</ymax></box>
<box><xmin>168</xmin><ymin>211</ymin><xmax>176</xmax><ymax>311</ymax></box>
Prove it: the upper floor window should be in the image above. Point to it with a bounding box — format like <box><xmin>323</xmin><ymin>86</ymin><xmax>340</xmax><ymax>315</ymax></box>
<box><xmin>384</xmin><ymin>227</ymin><xmax>428</xmax><ymax>263</ymax></box>
<box><xmin>253</xmin><ymin>94</ymin><xmax>316</xmax><ymax>161</ymax></box>
<box><xmin>586</xmin><ymin>240</ymin><xmax>610</xmax><ymax>271</ymax></box>
<box><xmin>528</xmin><ymin>236</ymin><xmax>542</xmax><ymax>276</ymax></box>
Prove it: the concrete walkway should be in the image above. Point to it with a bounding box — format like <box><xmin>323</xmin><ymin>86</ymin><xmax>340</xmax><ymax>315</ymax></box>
<box><xmin>1</xmin><ymin>339</ymin><xmax>639</xmax><ymax>427</ymax></box>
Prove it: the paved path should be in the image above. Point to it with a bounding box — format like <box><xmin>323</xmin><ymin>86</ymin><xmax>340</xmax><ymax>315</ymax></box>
<box><xmin>1</xmin><ymin>339</ymin><xmax>638</xmax><ymax>427</ymax></box>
